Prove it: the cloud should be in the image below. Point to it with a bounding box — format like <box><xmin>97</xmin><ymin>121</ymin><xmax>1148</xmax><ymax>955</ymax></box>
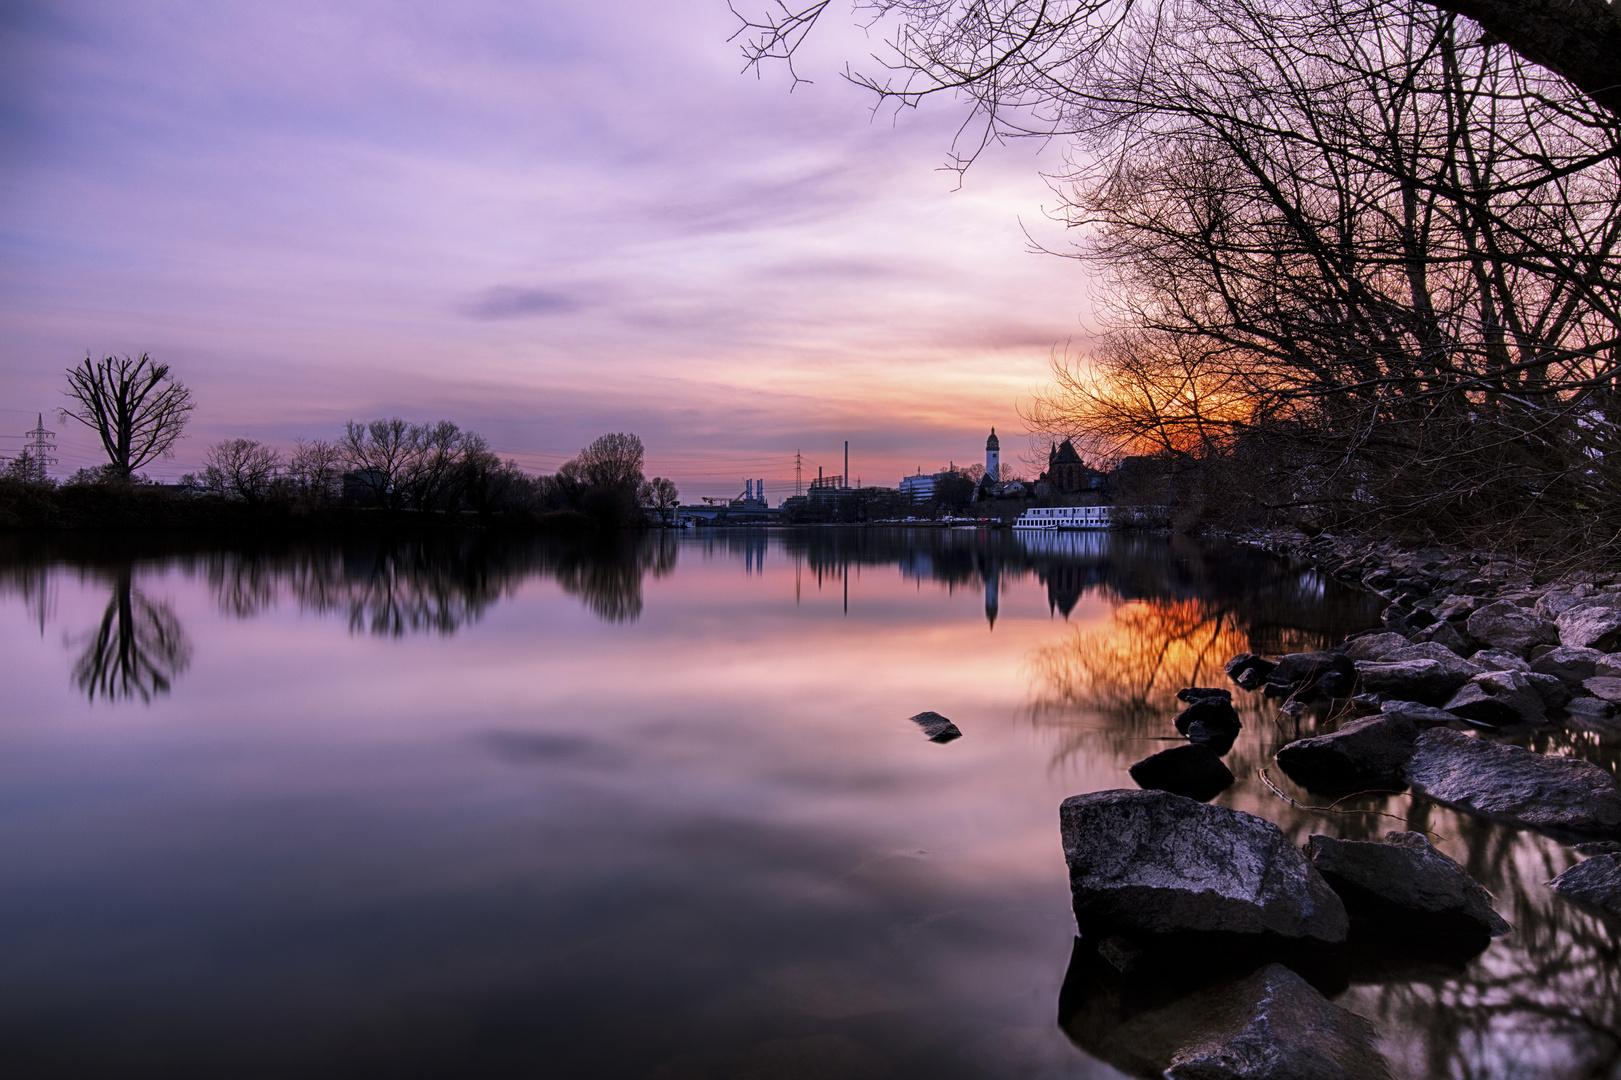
<box><xmin>462</xmin><ymin>286</ymin><xmax>578</xmax><ymax>320</ymax></box>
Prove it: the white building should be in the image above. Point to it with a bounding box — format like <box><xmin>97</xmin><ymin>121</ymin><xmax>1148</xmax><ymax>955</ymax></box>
<box><xmin>985</xmin><ymin>428</ymin><xmax>999</xmax><ymax>482</ymax></box>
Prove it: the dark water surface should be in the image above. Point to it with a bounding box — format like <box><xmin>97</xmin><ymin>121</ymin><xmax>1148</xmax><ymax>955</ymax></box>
<box><xmin>0</xmin><ymin>528</ymin><xmax>1615</xmax><ymax>1079</ymax></box>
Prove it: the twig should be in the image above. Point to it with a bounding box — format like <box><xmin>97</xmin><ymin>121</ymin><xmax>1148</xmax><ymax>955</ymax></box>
<box><xmin>1258</xmin><ymin>767</ymin><xmax>1445</xmax><ymax>839</ymax></box>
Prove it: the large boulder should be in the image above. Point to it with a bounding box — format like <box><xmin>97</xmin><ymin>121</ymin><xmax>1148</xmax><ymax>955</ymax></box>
<box><xmin>1354</xmin><ymin>659</ymin><xmax>1475</xmax><ymax>705</ymax></box>
<box><xmin>1530</xmin><ymin>646</ymin><xmax>1607</xmax><ymax>684</ymax></box>
<box><xmin>1059</xmin><ymin>789</ymin><xmax>1348</xmax><ymax>944</ymax></box>
<box><xmin>1130</xmin><ymin>744</ymin><xmax>1235</xmax><ymax>802</ymax></box>
<box><xmin>1342</xmin><ymin>632</ymin><xmax>1411</xmax><ymax>662</ymax></box>
<box><xmin>1535</xmin><ymin>586</ymin><xmax>1598</xmax><ymax>621</ymax></box>
<box><xmin>1557</xmin><ymin>601</ymin><xmax>1621</xmax><ymax>653</ymax></box>
<box><xmin>1404</xmin><ymin>727</ymin><xmax>1621</xmax><ymax>839</ymax></box>
<box><xmin>1441</xmin><ymin>670</ymin><xmax>1546</xmax><ymax>727</ymax></box>
<box><xmin>1060</xmin><ymin>960</ymin><xmax>1391</xmax><ymax>1080</ymax></box>
<box><xmin>1525</xmin><ymin>672</ymin><xmax>1572</xmax><ymax>710</ymax></box>
<box><xmin>1465</xmin><ymin>601</ymin><xmax>1558</xmax><ymax>657</ymax></box>
<box><xmin>1413</xmin><ymin>620</ymin><xmax>1477</xmax><ymax>656</ymax></box>
<box><xmin>1304</xmin><ymin>831</ymin><xmax>1508</xmax><ymax>941</ymax></box>
<box><xmin>1175</xmin><ymin>698</ymin><xmax>1243</xmax><ymax>739</ymax></box>
<box><xmin>1266</xmin><ymin>651</ymin><xmax>1357</xmax><ymax>699</ymax></box>
<box><xmin>1275</xmin><ymin>714</ymin><xmax>1417</xmax><ymax>794</ymax></box>
<box><xmin>1381</xmin><ymin>700</ymin><xmax>1464</xmax><ymax>726</ymax></box>
<box><xmin>1547</xmin><ymin>854</ymin><xmax>1621</xmax><ymax>918</ymax></box>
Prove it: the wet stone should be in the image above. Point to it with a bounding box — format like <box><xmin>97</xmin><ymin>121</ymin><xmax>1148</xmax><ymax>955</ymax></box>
<box><xmin>1225</xmin><ymin>653</ymin><xmax>1275</xmax><ymax>691</ymax></box>
<box><xmin>1547</xmin><ymin>854</ymin><xmax>1621</xmax><ymax>918</ymax></box>
<box><xmin>1060</xmin><ymin>789</ymin><xmax>1348</xmax><ymax>944</ymax></box>
<box><xmin>1305</xmin><ymin>831</ymin><xmax>1508</xmax><ymax>943</ymax></box>
<box><xmin>908</xmin><ymin>711</ymin><xmax>961</xmax><ymax>743</ymax></box>
<box><xmin>1442</xmin><ymin>670</ymin><xmax>1546</xmax><ymax>727</ymax></box>
<box><xmin>1404</xmin><ymin>727</ymin><xmax>1621</xmax><ymax>839</ymax></box>
<box><xmin>1174</xmin><ymin>698</ymin><xmax>1242</xmax><ymax>740</ymax></box>
<box><xmin>1129</xmin><ymin>744</ymin><xmax>1235</xmax><ymax>802</ymax></box>
<box><xmin>1275</xmin><ymin>714</ymin><xmax>1417</xmax><ymax>794</ymax></box>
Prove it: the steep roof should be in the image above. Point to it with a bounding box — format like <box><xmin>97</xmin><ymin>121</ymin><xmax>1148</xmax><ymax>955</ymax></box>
<box><xmin>1049</xmin><ymin>439</ymin><xmax>1083</xmax><ymax>465</ymax></box>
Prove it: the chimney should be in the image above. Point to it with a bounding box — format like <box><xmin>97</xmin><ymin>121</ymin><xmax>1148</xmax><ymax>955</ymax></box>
<box><xmin>844</xmin><ymin>441</ymin><xmax>849</xmax><ymax>489</ymax></box>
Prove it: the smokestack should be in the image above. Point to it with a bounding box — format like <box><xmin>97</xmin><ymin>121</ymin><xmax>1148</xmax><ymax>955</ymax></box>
<box><xmin>844</xmin><ymin>441</ymin><xmax>848</xmax><ymax>489</ymax></box>
<box><xmin>756</xmin><ymin>479</ymin><xmax>763</xmax><ymax>502</ymax></box>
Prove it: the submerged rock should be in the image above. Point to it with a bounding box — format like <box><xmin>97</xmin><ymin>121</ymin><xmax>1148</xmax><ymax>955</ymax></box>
<box><xmin>1404</xmin><ymin>727</ymin><xmax>1621</xmax><ymax>839</ymax></box>
<box><xmin>1059</xmin><ymin>789</ymin><xmax>1348</xmax><ymax>944</ymax></box>
<box><xmin>1275</xmin><ymin>714</ymin><xmax>1417</xmax><ymax>794</ymax></box>
<box><xmin>908</xmin><ymin>711</ymin><xmax>962</xmax><ymax>743</ymax></box>
<box><xmin>1441</xmin><ymin>670</ymin><xmax>1546</xmax><ymax>727</ymax></box>
<box><xmin>1305</xmin><ymin>832</ymin><xmax>1508</xmax><ymax>942</ymax></box>
<box><xmin>1129</xmin><ymin>744</ymin><xmax>1235</xmax><ymax>802</ymax></box>
<box><xmin>1547</xmin><ymin>854</ymin><xmax>1621</xmax><ymax>918</ymax></box>
<box><xmin>1059</xmin><ymin>956</ymin><xmax>1390</xmax><ymax>1080</ymax></box>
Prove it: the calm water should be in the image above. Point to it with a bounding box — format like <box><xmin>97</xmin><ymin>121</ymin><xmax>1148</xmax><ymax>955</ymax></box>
<box><xmin>0</xmin><ymin>528</ymin><xmax>1615</xmax><ymax>1079</ymax></box>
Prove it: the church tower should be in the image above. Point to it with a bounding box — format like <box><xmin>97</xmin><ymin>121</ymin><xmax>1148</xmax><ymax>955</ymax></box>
<box><xmin>985</xmin><ymin>428</ymin><xmax>999</xmax><ymax>482</ymax></box>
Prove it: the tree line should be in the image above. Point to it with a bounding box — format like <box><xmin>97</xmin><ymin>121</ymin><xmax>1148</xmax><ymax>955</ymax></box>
<box><xmin>2</xmin><ymin>353</ymin><xmax>679</xmax><ymax>530</ymax></box>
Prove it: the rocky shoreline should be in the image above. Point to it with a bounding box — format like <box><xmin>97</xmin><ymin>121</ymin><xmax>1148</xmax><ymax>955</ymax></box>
<box><xmin>1053</xmin><ymin>531</ymin><xmax>1621</xmax><ymax>1077</ymax></box>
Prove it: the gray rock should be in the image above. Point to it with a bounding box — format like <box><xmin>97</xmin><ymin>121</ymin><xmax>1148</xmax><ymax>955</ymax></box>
<box><xmin>1342</xmin><ymin>632</ymin><xmax>1411</xmax><ymax>662</ymax></box>
<box><xmin>1465</xmin><ymin>601</ymin><xmax>1558</xmax><ymax>657</ymax></box>
<box><xmin>1433</xmin><ymin>594</ymin><xmax>1483</xmax><ymax>621</ymax></box>
<box><xmin>1574</xmin><ymin>841</ymin><xmax>1621</xmax><ymax>855</ymax></box>
<box><xmin>909</xmin><ymin>711</ymin><xmax>962</xmax><ymax>742</ymax></box>
<box><xmin>1275</xmin><ymin>714</ymin><xmax>1417</xmax><ymax>794</ymax></box>
<box><xmin>1582</xmin><ymin>677</ymin><xmax>1621</xmax><ymax>705</ymax></box>
<box><xmin>1060</xmin><ymin>961</ymin><xmax>1391</xmax><ymax>1080</ymax></box>
<box><xmin>1416</xmin><ymin>620</ymin><xmax>1478</xmax><ymax>656</ymax></box>
<box><xmin>1304</xmin><ymin>831</ymin><xmax>1508</xmax><ymax>939</ymax></box>
<box><xmin>1059</xmin><ymin>789</ymin><xmax>1348</xmax><ymax>943</ymax></box>
<box><xmin>1525</xmin><ymin>672</ymin><xmax>1573</xmax><ymax>710</ymax></box>
<box><xmin>1557</xmin><ymin>601</ymin><xmax>1621</xmax><ymax>652</ymax></box>
<box><xmin>1405</xmin><ymin>727</ymin><xmax>1621</xmax><ymax>838</ymax></box>
<box><xmin>1536</xmin><ymin>586</ymin><xmax>1597</xmax><ymax>620</ymax></box>
<box><xmin>1530</xmin><ymin>645</ymin><xmax>1607</xmax><ymax>683</ymax></box>
<box><xmin>1566</xmin><ymin>696</ymin><xmax>1616</xmax><ymax>721</ymax></box>
<box><xmin>1381</xmin><ymin>700</ymin><xmax>1464</xmax><ymax>726</ymax></box>
<box><xmin>1442</xmin><ymin>670</ymin><xmax>1546</xmax><ymax>727</ymax></box>
<box><xmin>1130</xmin><ymin>744</ymin><xmax>1235</xmax><ymax>802</ymax></box>
<box><xmin>1597</xmin><ymin>655</ymin><xmax>1621</xmax><ymax>678</ymax></box>
<box><xmin>1354</xmin><ymin>658</ymin><xmax>1476</xmax><ymax>704</ymax></box>
<box><xmin>1547</xmin><ymin>853</ymin><xmax>1621</xmax><ymax>917</ymax></box>
<box><xmin>1267</xmin><ymin>651</ymin><xmax>1357</xmax><ymax>699</ymax></box>
<box><xmin>1469</xmin><ymin>648</ymin><xmax>1531</xmax><ymax>672</ymax></box>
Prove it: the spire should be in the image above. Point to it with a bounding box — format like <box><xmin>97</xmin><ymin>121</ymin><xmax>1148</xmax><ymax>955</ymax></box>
<box><xmin>986</xmin><ymin>426</ymin><xmax>999</xmax><ymax>451</ymax></box>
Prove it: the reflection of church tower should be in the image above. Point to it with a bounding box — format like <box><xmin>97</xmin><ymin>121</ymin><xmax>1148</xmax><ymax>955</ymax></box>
<box><xmin>984</xmin><ymin>568</ymin><xmax>999</xmax><ymax>629</ymax></box>
<box><xmin>985</xmin><ymin>428</ymin><xmax>999</xmax><ymax>482</ymax></box>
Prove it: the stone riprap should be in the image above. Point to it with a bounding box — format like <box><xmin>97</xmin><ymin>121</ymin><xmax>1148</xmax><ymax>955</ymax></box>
<box><xmin>1404</xmin><ymin>728</ymin><xmax>1621</xmax><ymax>838</ymax></box>
<box><xmin>1557</xmin><ymin>601</ymin><xmax>1621</xmax><ymax>652</ymax></box>
<box><xmin>1442</xmin><ymin>670</ymin><xmax>1547</xmax><ymax>727</ymax></box>
<box><xmin>1265</xmin><ymin>651</ymin><xmax>1357</xmax><ymax>699</ymax></box>
<box><xmin>1465</xmin><ymin>601</ymin><xmax>1558</xmax><ymax>657</ymax></box>
<box><xmin>1274</xmin><ymin>714</ymin><xmax>1417</xmax><ymax>794</ymax></box>
<box><xmin>1547</xmin><ymin>853</ymin><xmax>1621</xmax><ymax>917</ymax></box>
<box><xmin>1059</xmin><ymin>789</ymin><xmax>1348</xmax><ymax>943</ymax></box>
<box><xmin>1304</xmin><ymin>831</ymin><xmax>1508</xmax><ymax>940</ymax></box>
<box><xmin>1354</xmin><ymin>658</ymin><xmax>1475</xmax><ymax>705</ymax></box>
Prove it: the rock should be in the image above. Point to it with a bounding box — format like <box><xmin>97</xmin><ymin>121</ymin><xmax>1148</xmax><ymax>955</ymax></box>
<box><xmin>1465</xmin><ymin>601</ymin><xmax>1558</xmax><ymax>657</ymax></box>
<box><xmin>1059</xmin><ymin>789</ymin><xmax>1348</xmax><ymax>944</ymax></box>
<box><xmin>1547</xmin><ymin>854</ymin><xmax>1621</xmax><ymax>918</ymax></box>
<box><xmin>1597</xmin><ymin>655</ymin><xmax>1621</xmax><ymax>678</ymax></box>
<box><xmin>1385</xmin><ymin>641</ymin><xmax>1474</xmax><ymax>664</ymax></box>
<box><xmin>1441</xmin><ymin>671</ymin><xmax>1546</xmax><ymax>727</ymax></box>
<box><xmin>909</xmin><ymin>711</ymin><xmax>962</xmax><ymax>742</ymax></box>
<box><xmin>1130</xmin><ymin>744</ymin><xmax>1235</xmax><ymax>802</ymax></box>
<box><xmin>1341</xmin><ymin>632</ymin><xmax>1410</xmax><ymax>661</ymax></box>
<box><xmin>1536</xmin><ymin>586</ymin><xmax>1597</xmax><ymax>620</ymax></box>
<box><xmin>1469</xmin><ymin>648</ymin><xmax>1530</xmax><ymax>672</ymax></box>
<box><xmin>1566</xmin><ymin>696</ymin><xmax>1616</xmax><ymax>721</ymax></box>
<box><xmin>1354</xmin><ymin>659</ymin><xmax>1475</xmax><ymax>705</ymax></box>
<box><xmin>1413</xmin><ymin>620</ymin><xmax>1477</xmax><ymax>656</ymax></box>
<box><xmin>1175</xmin><ymin>698</ymin><xmax>1242</xmax><ymax>738</ymax></box>
<box><xmin>1574</xmin><ymin>840</ymin><xmax>1621</xmax><ymax>855</ymax></box>
<box><xmin>1059</xmin><ymin>959</ymin><xmax>1391</xmax><ymax>1080</ymax></box>
<box><xmin>1178</xmin><ymin>687</ymin><xmax>1233</xmax><ymax>705</ymax></box>
<box><xmin>1557</xmin><ymin>601</ymin><xmax>1621</xmax><ymax>652</ymax></box>
<box><xmin>1433</xmin><ymin>594</ymin><xmax>1483</xmax><ymax>621</ymax></box>
<box><xmin>1266</xmin><ymin>651</ymin><xmax>1357</xmax><ymax>699</ymax></box>
<box><xmin>1185</xmin><ymin>718</ymin><xmax>1238</xmax><ymax>755</ymax></box>
<box><xmin>1304</xmin><ymin>832</ymin><xmax>1508</xmax><ymax>941</ymax></box>
<box><xmin>1381</xmin><ymin>700</ymin><xmax>1464</xmax><ymax>726</ymax></box>
<box><xmin>1275</xmin><ymin>714</ymin><xmax>1417</xmax><ymax>794</ymax></box>
<box><xmin>1525</xmin><ymin>672</ymin><xmax>1572</xmax><ymax>710</ymax></box>
<box><xmin>1582</xmin><ymin>677</ymin><xmax>1621</xmax><ymax>705</ymax></box>
<box><xmin>1225</xmin><ymin>653</ymin><xmax>1275</xmax><ymax>691</ymax></box>
<box><xmin>1404</xmin><ymin>727</ymin><xmax>1621</xmax><ymax>839</ymax></box>
<box><xmin>1530</xmin><ymin>646</ymin><xmax>1607</xmax><ymax>684</ymax></box>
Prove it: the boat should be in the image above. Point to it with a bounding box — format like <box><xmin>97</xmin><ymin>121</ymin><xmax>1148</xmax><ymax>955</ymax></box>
<box><xmin>1012</xmin><ymin>505</ymin><xmax>1113</xmax><ymax>530</ymax></box>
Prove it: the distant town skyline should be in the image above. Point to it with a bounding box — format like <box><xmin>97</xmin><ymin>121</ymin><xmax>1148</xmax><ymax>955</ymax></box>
<box><xmin>0</xmin><ymin>1</ymin><xmax>1095</xmax><ymax>499</ymax></box>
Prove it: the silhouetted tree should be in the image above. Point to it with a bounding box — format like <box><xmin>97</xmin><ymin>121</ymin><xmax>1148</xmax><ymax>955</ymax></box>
<box><xmin>639</xmin><ymin>476</ymin><xmax>680</xmax><ymax>524</ymax></box>
<box><xmin>200</xmin><ymin>438</ymin><xmax>283</xmax><ymax>506</ymax></box>
<box><xmin>60</xmin><ymin>353</ymin><xmax>194</xmax><ymax>482</ymax></box>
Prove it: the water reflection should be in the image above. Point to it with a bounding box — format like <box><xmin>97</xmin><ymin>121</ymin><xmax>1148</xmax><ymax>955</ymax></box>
<box><xmin>71</xmin><ymin>567</ymin><xmax>191</xmax><ymax>704</ymax></box>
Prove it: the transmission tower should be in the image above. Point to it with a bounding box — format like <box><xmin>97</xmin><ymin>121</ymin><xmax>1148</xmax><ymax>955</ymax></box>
<box><xmin>794</xmin><ymin>450</ymin><xmax>803</xmax><ymax>496</ymax></box>
<box><xmin>22</xmin><ymin>413</ymin><xmax>57</xmax><ymax>483</ymax></box>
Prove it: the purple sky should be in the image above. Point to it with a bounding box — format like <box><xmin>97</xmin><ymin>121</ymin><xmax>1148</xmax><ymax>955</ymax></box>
<box><xmin>0</xmin><ymin>1</ymin><xmax>1094</xmax><ymax>500</ymax></box>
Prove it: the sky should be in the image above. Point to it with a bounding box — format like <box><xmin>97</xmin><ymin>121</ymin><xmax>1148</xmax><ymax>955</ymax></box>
<box><xmin>0</xmin><ymin>0</ymin><xmax>1096</xmax><ymax>501</ymax></box>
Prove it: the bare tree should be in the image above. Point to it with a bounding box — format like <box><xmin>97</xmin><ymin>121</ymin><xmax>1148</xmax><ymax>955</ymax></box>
<box><xmin>288</xmin><ymin>438</ymin><xmax>344</xmax><ymax>507</ymax></box>
<box><xmin>201</xmin><ymin>438</ymin><xmax>283</xmax><ymax>506</ymax></box>
<box><xmin>638</xmin><ymin>476</ymin><xmax>680</xmax><ymax>523</ymax></box>
<box><xmin>60</xmin><ymin>354</ymin><xmax>194</xmax><ymax>482</ymax></box>
<box><xmin>577</xmin><ymin>433</ymin><xmax>646</xmax><ymax>493</ymax></box>
<box><xmin>341</xmin><ymin>418</ymin><xmax>416</xmax><ymax>510</ymax></box>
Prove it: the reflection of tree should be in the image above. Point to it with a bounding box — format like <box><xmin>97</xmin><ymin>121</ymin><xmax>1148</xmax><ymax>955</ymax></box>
<box><xmin>552</xmin><ymin>531</ymin><xmax>676</xmax><ymax>623</ymax></box>
<box><xmin>72</xmin><ymin>568</ymin><xmax>191</xmax><ymax>704</ymax></box>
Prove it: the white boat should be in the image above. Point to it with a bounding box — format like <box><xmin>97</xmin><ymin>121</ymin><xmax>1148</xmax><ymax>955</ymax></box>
<box><xmin>1013</xmin><ymin>505</ymin><xmax>1113</xmax><ymax>530</ymax></box>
